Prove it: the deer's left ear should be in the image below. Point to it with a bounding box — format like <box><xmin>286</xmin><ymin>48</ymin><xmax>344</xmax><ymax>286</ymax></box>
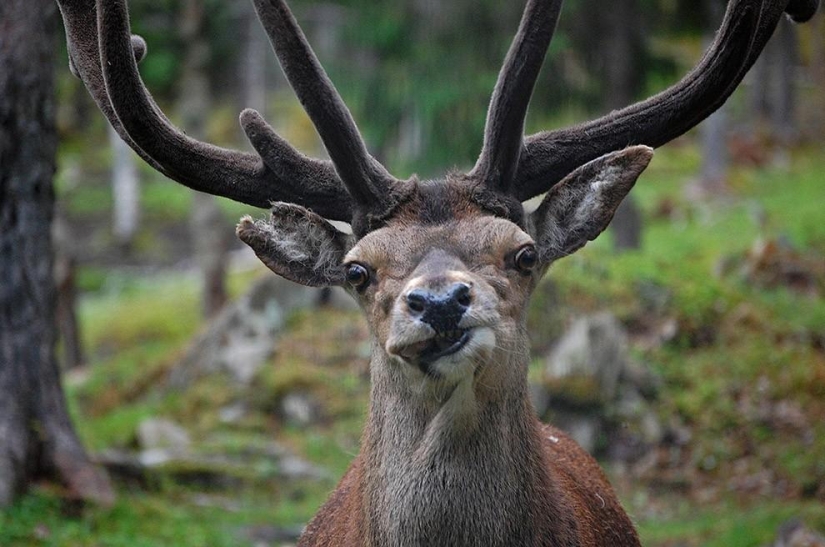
<box><xmin>529</xmin><ymin>145</ymin><xmax>653</xmax><ymax>264</ymax></box>
<box><xmin>237</xmin><ymin>203</ymin><xmax>353</xmax><ymax>287</ymax></box>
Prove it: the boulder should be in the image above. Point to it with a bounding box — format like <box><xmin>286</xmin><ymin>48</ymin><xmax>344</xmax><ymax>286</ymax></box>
<box><xmin>767</xmin><ymin>520</ymin><xmax>825</xmax><ymax>547</ymax></box>
<box><xmin>167</xmin><ymin>276</ymin><xmax>353</xmax><ymax>388</ymax></box>
<box><xmin>538</xmin><ymin>312</ymin><xmax>663</xmax><ymax>459</ymax></box>
<box><xmin>136</xmin><ymin>417</ymin><xmax>191</xmax><ymax>453</ymax></box>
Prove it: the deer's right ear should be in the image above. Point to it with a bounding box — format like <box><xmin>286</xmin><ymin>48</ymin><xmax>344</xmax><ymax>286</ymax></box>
<box><xmin>236</xmin><ymin>203</ymin><xmax>353</xmax><ymax>287</ymax></box>
<box><xmin>529</xmin><ymin>145</ymin><xmax>653</xmax><ymax>264</ymax></box>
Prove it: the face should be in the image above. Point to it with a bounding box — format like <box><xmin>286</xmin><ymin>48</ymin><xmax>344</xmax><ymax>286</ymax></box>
<box><xmin>236</xmin><ymin>146</ymin><xmax>652</xmax><ymax>390</ymax></box>
<box><xmin>343</xmin><ymin>212</ymin><xmax>541</xmax><ymax>384</ymax></box>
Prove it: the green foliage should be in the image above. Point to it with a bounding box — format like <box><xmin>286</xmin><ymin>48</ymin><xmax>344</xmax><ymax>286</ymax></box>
<box><xmin>638</xmin><ymin>500</ymin><xmax>825</xmax><ymax>547</ymax></box>
<box><xmin>0</xmin><ymin>488</ymin><xmax>270</xmax><ymax>547</ymax></box>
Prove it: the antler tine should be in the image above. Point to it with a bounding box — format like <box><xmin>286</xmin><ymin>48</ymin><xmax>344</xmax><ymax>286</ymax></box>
<box><xmin>56</xmin><ymin>0</ymin><xmax>355</xmax><ymax>221</ymax></box>
<box><xmin>512</xmin><ymin>0</ymin><xmax>820</xmax><ymax>202</ymax></box>
<box><xmin>251</xmin><ymin>0</ymin><xmax>411</xmax><ymax>225</ymax></box>
<box><xmin>470</xmin><ymin>0</ymin><xmax>563</xmax><ymax>194</ymax></box>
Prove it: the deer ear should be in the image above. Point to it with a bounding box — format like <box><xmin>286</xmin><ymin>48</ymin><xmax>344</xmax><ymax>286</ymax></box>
<box><xmin>236</xmin><ymin>203</ymin><xmax>352</xmax><ymax>287</ymax></box>
<box><xmin>529</xmin><ymin>146</ymin><xmax>653</xmax><ymax>263</ymax></box>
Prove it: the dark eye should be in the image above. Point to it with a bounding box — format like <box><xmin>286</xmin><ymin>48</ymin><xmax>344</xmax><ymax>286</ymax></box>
<box><xmin>345</xmin><ymin>263</ymin><xmax>370</xmax><ymax>290</ymax></box>
<box><xmin>514</xmin><ymin>245</ymin><xmax>538</xmax><ymax>273</ymax></box>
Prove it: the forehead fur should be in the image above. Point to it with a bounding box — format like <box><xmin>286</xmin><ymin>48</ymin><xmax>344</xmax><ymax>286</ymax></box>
<box><xmin>347</xmin><ymin>179</ymin><xmax>531</xmax><ymax>270</ymax></box>
<box><xmin>394</xmin><ymin>176</ymin><xmax>488</xmax><ymax>226</ymax></box>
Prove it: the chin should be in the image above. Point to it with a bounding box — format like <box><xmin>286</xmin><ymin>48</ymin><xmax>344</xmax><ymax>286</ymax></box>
<box><xmin>422</xmin><ymin>327</ymin><xmax>497</xmax><ymax>384</ymax></box>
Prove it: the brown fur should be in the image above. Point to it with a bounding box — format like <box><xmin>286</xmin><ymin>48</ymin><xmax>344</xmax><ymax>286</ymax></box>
<box><xmin>292</xmin><ymin>179</ymin><xmax>642</xmax><ymax>546</ymax></box>
<box><xmin>300</xmin><ymin>404</ymin><xmax>639</xmax><ymax>546</ymax></box>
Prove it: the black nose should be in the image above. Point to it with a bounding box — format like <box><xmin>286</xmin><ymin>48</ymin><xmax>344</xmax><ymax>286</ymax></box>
<box><xmin>405</xmin><ymin>283</ymin><xmax>472</xmax><ymax>332</ymax></box>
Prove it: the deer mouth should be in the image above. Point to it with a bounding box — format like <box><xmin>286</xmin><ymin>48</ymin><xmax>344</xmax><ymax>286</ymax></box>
<box><xmin>397</xmin><ymin>329</ymin><xmax>471</xmax><ymax>366</ymax></box>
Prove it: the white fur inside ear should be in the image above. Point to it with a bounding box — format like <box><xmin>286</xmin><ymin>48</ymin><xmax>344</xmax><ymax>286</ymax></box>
<box><xmin>247</xmin><ymin>210</ymin><xmax>348</xmax><ymax>278</ymax></box>
<box><xmin>573</xmin><ymin>167</ymin><xmax>622</xmax><ymax>222</ymax></box>
<box><xmin>248</xmin><ymin>217</ymin><xmax>311</xmax><ymax>263</ymax></box>
<box><xmin>588</xmin><ymin>165</ymin><xmax>622</xmax><ymax>192</ymax></box>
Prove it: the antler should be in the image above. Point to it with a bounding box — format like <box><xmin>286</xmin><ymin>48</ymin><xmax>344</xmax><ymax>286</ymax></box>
<box><xmin>470</xmin><ymin>0</ymin><xmax>563</xmax><ymax>194</ymax></box>
<box><xmin>57</xmin><ymin>0</ymin><xmax>410</xmax><ymax>228</ymax></box>
<box><xmin>477</xmin><ymin>0</ymin><xmax>820</xmax><ymax>202</ymax></box>
<box><xmin>249</xmin><ymin>0</ymin><xmax>411</xmax><ymax>222</ymax></box>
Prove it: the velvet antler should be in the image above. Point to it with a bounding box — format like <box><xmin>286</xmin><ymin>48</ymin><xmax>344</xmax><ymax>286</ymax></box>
<box><xmin>57</xmin><ymin>0</ymin><xmax>414</xmax><ymax>228</ymax></box>
<box><xmin>470</xmin><ymin>0</ymin><xmax>563</xmax><ymax>195</ymax></box>
<box><xmin>476</xmin><ymin>0</ymin><xmax>820</xmax><ymax>202</ymax></box>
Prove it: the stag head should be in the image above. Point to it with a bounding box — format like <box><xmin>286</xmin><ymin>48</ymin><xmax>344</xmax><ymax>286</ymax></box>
<box><xmin>56</xmin><ymin>0</ymin><xmax>820</xmax><ymax>393</ymax></box>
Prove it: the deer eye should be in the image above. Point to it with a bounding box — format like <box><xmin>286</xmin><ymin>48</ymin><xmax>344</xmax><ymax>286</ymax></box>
<box><xmin>345</xmin><ymin>263</ymin><xmax>371</xmax><ymax>290</ymax></box>
<box><xmin>514</xmin><ymin>245</ymin><xmax>538</xmax><ymax>274</ymax></box>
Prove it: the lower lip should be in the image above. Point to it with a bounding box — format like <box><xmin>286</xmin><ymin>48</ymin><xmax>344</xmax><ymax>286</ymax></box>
<box><xmin>419</xmin><ymin>330</ymin><xmax>472</xmax><ymax>365</ymax></box>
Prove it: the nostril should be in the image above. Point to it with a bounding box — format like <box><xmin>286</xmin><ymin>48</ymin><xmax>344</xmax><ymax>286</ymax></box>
<box><xmin>405</xmin><ymin>290</ymin><xmax>428</xmax><ymax>314</ymax></box>
<box><xmin>454</xmin><ymin>283</ymin><xmax>472</xmax><ymax>309</ymax></box>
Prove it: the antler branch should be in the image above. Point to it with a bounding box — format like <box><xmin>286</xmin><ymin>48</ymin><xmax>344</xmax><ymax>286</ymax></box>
<box><xmin>57</xmin><ymin>0</ymin><xmax>388</xmax><ymax>222</ymax></box>
<box><xmin>251</xmin><ymin>0</ymin><xmax>411</xmax><ymax>222</ymax></box>
<box><xmin>470</xmin><ymin>0</ymin><xmax>563</xmax><ymax>194</ymax></box>
<box><xmin>505</xmin><ymin>0</ymin><xmax>819</xmax><ymax>202</ymax></box>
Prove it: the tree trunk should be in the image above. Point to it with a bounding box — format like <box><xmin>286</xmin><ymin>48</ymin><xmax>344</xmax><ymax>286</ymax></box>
<box><xmin>0</xmin><ymin>0</ymin><xmax>113</xmax><ymax>506</ymax></box>
<box><xmin>108</xmin><ymin>124</ymin><xmax>140</xmax><ymax>250</ymax></box>
<box><xmin>602</xmin><ymin>0</ymin><xmax>645</xmax><ymax>251</ymax></box>
<box><xmin>179</xmin><ymin>0</ymin><xmax>229</xmax><ymax>318</ymax></box>
<box><xmin>53</xmin><ymin>213</ymin><xmax>85</xmax><ymax>370</ymax></box>
<box><xmin>770</xmin><ymin>19</ymin><xmax>798</xmax><ymax>145</ymax></box>
<box><xmin>749</xmin><ymin>17</ymin><xmax>800</xmax><ymax>144</ymax></box>
<box><xmin>240</xmin><ymin>2</ymin><xmax>268</xmax><ymax>117</ymax></box>
<box><xmin>697</xmin><ymin>106</ymin><xmax>730</xmax><ymax>195</ymax></box>
<box><xmin>812</xmin><ymin>12</ymin><xmax>825</xmax><ymax>138</ymax></box>
<box><xmin>694</xmin><ymin>0</ymin><xmax>730</xmax><ymax>197</ymax></box>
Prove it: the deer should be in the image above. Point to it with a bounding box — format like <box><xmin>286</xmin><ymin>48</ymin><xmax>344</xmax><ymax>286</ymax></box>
<box><xmin>56</xmin><ymin>0</ymin><xmax>819</xmax><ymax>544</ymax></box>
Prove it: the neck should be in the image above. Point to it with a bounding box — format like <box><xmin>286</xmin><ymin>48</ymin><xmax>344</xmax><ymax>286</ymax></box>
<box><xmin>359</xmin><ymin>339</ymin><xmax>573</xmax><ymax>547</ymax></box>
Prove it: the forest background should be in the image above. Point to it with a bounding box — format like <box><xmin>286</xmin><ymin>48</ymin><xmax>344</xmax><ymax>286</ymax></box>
<box><xmin>1</xmin><ymin>0</ymin><xmax>825</xmax><ymax>545</ymax></box>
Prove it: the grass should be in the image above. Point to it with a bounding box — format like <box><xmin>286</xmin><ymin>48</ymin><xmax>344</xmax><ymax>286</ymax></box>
<box><xmin>2</xmin><ymin>144</ymin><xmax>824</xmax><ymax>545</ymax></box>
<box><xmin>637</xmin><ymin>499</ymin><xmax>825</xmax><ymax>547</ymax></box>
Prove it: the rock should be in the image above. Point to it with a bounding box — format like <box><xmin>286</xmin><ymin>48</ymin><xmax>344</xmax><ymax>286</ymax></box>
<box><xmin>544</xmin><ymin>312</ymin><xmax>628</xmax><ymax>403</ymax></box>
<box><xmin>552</xmin><ymin>411</ymin><xmax>601</xmax><ymax>454</ymax></box>
<box><xmin>529</xmin><ymin>383</ymin><xmax>551</xmax><ymax>417</ymax></box>
<box><xmin>167</xmin><ymin>275</ymin><xmax>328</xmax><ymax>388</ymax></box>
<box><xmin>99</xmin><ymin>446</ymin><xmax>329</xmax><ymax>491</ymax></box>
<box><xmin>241</xmin><ymin>524</ymin><xmax>304</xmax><ymax>547</ymax></box>
<box><xmin>136</xmin><ymin>418</ymin><xmax>191</xmax><ymax>453</ymax></box>
<box><xmin>218</xmin><ymin>402</ymin><xmax>248</xmax><ymax>424</ymax></box>
<box><xmin>279</xmin><ymin>455</ymin><xmax>330</xmax><ymax>481</ymax></box>
<box><xmin>280</xmin><ymin>391</ymin><xmax>322</xmax><ymax>427</ymax></box>
<box><xmin>538</xmin><ymin>312</ymin><xmax>664</xmax><ymax>460</ymax></box>
<box><xmin>768</xmin><ymin>520</ymin><xmax>825</xmax><ymax>547</ymax></box>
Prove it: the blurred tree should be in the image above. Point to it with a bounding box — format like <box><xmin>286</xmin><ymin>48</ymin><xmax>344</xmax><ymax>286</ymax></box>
<box><xmin>239</xmin><ymin>0</ymin><xmax>269</xmax><ymax>116</ymax></box>
<box><xmin>0</xmin><ymin>0</ymin><xmax>113</xmax><ymax>505</ymax></box>
<box><xmin>696</xmin><ymin>0</ymin><xmax>731</xmax><ymax>196</ymax></box>
<box><xmin>328</xmin><ymin>0</ymin><xmax>523</xmax><ymax>175</ymax></box>
<box><xmin>178</xmin><ymin>0</ymin><xmax>230</xmax><ymax>318</ymax></box>
<box><xmin>566</xmin><ymin>0</ymin><xmax>648</xmax><ymax>250</ymax></box>
<box><xmin>109</xmin><ymin>124</ymin><xmax>141</xmax><ymax>250</ymax></box>
<box><xmin>750</xmin><ymin>17</ymin><xmax>801</xmax><ymax>145</ymax></box>
<box><xmin>812</xmin><ymin>11</ymin><xmax>825</xmax><ymax>137</ymax></box>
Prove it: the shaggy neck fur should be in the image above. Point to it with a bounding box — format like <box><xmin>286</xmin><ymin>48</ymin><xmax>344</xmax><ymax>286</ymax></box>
<box><xmin>359</xmin><ymin>336</ymin><xmax>579</xmax><ymax>547</ymax></box>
